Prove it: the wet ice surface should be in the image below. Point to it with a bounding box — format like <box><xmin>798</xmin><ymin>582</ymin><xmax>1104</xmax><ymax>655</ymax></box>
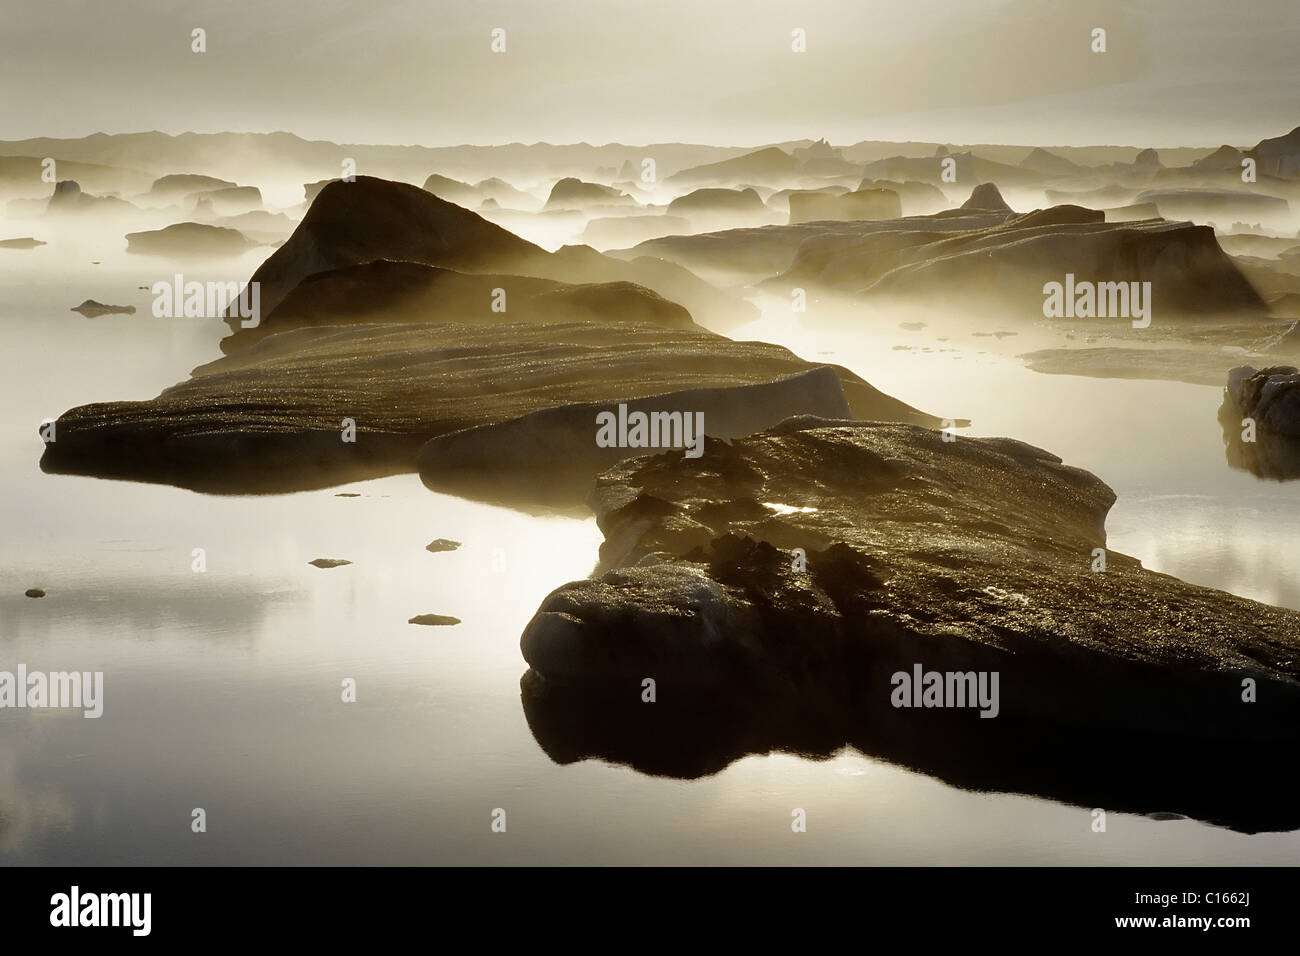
<box><xmin>2</xmin><ymin>235</ymin><xmax>1298</xmax><ymax>864</ymax></box>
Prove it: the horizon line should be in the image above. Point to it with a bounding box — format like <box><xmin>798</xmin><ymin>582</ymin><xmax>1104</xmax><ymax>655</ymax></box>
<box><xmin>0</xmin><ymin>127</ymin><xmax>1264</xmax><ymax>154</ymax></box>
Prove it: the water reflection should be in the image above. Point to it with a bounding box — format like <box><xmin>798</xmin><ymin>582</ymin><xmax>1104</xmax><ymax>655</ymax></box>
<box><xmin>7</xmin><ymin>237</ymin><xmax>1300</xmax><ymax>863</ymax></box>
<box><xmin>521</xmin><ymin>668</ymin><xmax>1300</xmax><ymax>835</ymax></box>
<box><xmin>1218</xmin><ymin>392</ymin><xmax>1300</xmax><ymax>480</ymax></box>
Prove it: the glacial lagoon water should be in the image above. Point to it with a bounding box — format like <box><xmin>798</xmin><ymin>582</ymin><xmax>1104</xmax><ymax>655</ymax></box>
<box><xmin>2</xmin><ymin>235</ymin><xmax>1298</xmax><ymax>864</ymax></box>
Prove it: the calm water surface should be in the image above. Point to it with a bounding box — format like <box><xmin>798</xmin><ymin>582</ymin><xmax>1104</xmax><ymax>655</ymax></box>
<box><xmin>2</xmin><ymin>233</ymin><xmax>1297</xmax><ymax>864</ymax></box>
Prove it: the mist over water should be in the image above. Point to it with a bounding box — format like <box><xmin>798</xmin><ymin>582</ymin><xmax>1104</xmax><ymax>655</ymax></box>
<box><xmin>737</xmin><ymin>297</ymin><xmax>1300</xmax><ymax>612</ymax></box>
<box><xmin>4</xmin><ymin>205</ymin><xmax>1299</xmax><ymax>863</ymax></box>
<box><xmin>3</xmin><ymin>0</ymin><xmax>1300</xmax><ymax>869</ymax></box>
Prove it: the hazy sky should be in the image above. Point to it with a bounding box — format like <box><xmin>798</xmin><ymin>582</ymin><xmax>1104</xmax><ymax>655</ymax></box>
<box><xmin>3</xmin><ymin>0</ymin><xmax>1297</xmax><ymax>147</ymax></box>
